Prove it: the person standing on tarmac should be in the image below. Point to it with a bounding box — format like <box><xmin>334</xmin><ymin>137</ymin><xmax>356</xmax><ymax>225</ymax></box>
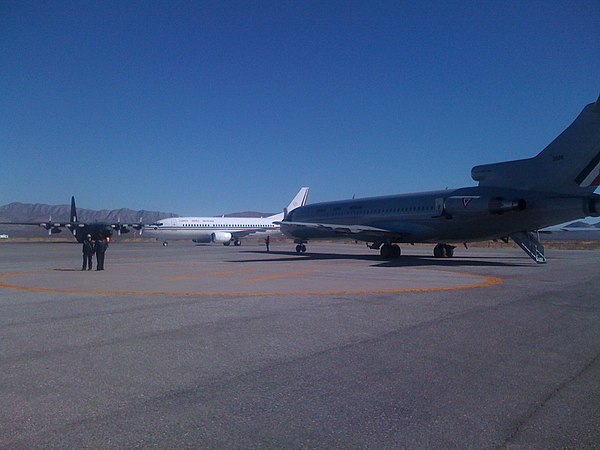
<box><xmin>82</xmin><ymin>234</ymin><xmax>94</xmax><ymax>271</ymax></box>
<box><xmin>265</xmin><ymin>235</ymin><xmax>270</xmax><ymax>252</ymax></box>
<box><xmin>95</xmin><ymin>237</ymin><xmax>108</xmax><ymax>271</ymax></box>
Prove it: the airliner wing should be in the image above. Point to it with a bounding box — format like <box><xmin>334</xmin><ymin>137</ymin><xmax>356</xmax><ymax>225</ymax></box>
<box><xmin>230</xmin><ymin>228</ymin><xmax>270</xmax><ymax>239</ymax></box>
<box><xmin>278</xmin><ymin>221</ymin><xmax>408</xmax><ymax>241</ymax></box>
<box><xmin>278</xmin><ymin>220</ymin><xmax>441</xmax><ymax>243</ymax></box>
<box><xmin>282</xmin><ymin>221</ymin><xmax>388</xmax><ymax>234</ymax></box>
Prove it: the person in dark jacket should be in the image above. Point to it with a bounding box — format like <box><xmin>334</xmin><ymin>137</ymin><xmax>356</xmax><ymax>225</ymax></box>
<box><xmin>82</xmin><ymin>234</ymin><xmax>94</xmax><ymax>270</ymax></box>
<box><xmin>95</xmin><ymin>237</ymin><xmax>108</xmax><ymax>271</ymax></box>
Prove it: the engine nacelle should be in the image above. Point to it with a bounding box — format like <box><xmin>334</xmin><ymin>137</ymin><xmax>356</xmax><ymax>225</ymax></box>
<box><xmin>211</xmin><ymin>231</ymin><xmax>232</xmax><ymax>243</ymax></box>
<box><xmin>444</xmin><ymin>196</ymin><xmax>526</xmax><ymax>216</ymax></box>
<box><xmin>488</xmin><ymin>198</ymin><xmax>527</xmax><ymax>214</ymax></box>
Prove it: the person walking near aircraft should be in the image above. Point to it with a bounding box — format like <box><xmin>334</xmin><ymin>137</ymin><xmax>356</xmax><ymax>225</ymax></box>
<box><xmin>81</xmin><ymin>234</ymin><xmax>94</xmax><ymax>271</ymax></box>
<box><xmin>265</xmin><ymin>235</ymin><xmax>270</xmax><ymax>252</ymax></box>
<box><xmin>95</xmin><ymin>237</ymin><xmax>108</xmax><ymax>270</ymax></box>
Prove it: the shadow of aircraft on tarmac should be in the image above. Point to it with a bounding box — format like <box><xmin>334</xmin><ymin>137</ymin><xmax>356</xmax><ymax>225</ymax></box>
<box><xmin>232</xmin><ymin>250</ymin><xmax>532</xmax><ymax>268</ymax></box>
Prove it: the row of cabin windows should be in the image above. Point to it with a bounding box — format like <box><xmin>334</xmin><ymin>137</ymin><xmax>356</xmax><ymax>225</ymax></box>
<box><xmin>312</xmin><ymin>204</ymin><xmax>436</xmax><ymax>217</ymax></box>
<box><xmin>181</xmin><ymin>223</ymin><xmax>277</xmax><ymax>228</ymax></box>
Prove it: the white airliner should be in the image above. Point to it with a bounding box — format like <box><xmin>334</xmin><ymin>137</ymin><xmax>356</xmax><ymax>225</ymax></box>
<box><xmin>144</xmin><ymin>187</ymin><xmax>309</xmax><ymax>246</ymax></box>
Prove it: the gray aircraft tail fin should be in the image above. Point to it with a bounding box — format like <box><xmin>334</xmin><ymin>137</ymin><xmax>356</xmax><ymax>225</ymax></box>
<box><xmin>472</xmin><ymin>95</ymin><xmax>600</xmax><ymax>194</ymax></box>
<box><xmin>70</xmin><ymin>196</ymin><xmax>78</xmax><ymax>222</ymax></box>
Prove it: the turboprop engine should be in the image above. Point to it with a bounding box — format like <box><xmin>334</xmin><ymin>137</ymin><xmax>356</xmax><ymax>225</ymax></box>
<box><xmin>211</xmin><ymin>231</ymin><xmax>232</xmax><ymax>243</ymax></box>
<box><xmin>444</xmin><ymin>196</ymin><xmax>526</xmax><ymax>216</ymax></box>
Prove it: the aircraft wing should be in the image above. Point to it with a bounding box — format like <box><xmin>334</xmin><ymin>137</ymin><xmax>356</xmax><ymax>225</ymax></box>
<box><xmin>274</xmin><ymin>220</ymin><xmax>437</xmax><ymax>243</ymax></box>
<box><xmin>282</xmin><ymin>221</ymin><xmax>388</xmax><ymax>234</ymax></box>
<box><xmin>277</xmin><ymin>220</ymin><xmax>434</xmax><ymax>243</ymax></box>
<box><xmin>0</xmin><ymin>220</ymin><xmax>143</xmax><ymax>235</ymax></box>
<box><xmin>0</xmin><ymin>221</ymin><xmax>72</xmax><ymax>230</ymax></box>
<box><xmin>230</xmin><ymin>228</ymin><xmax>271</xmax><ymax>239</ymax></box>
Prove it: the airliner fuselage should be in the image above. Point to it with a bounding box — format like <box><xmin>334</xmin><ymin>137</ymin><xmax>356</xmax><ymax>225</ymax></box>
<box><xmin>144</xmin><ymin>216</ymin><xmax>281</xmax><ymax>245</ymax></box>
<box><xmin>283</xmin><ymin>186</ymin><xmax>599</xmax><ymax>244</ymax></box>
<box><xmin>280</xmin><ymin>97</ymin><xmax>600</xmax><ymax>263</ymax></box>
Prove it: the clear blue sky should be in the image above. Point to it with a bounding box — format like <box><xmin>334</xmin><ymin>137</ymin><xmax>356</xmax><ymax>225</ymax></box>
<box><xmin>1</xmin><ymin>1</ymin><xmax>599</xmax><ymax>216</ymax></box>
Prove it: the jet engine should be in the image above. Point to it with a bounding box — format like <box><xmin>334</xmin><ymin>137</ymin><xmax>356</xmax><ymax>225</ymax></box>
<box><xmin>211</xmin><ymin>231</ymin><xmax>232</xmax><ymax>243</ymax></box>
<box><xmin>444</xmin><ymin>196</ymin><xmax>526</xmax><ymax>216</ymax></box>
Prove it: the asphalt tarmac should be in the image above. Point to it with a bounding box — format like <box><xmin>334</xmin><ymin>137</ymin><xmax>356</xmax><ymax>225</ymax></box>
<box><xmin>1</xmin><ymin>241</ymin><xmax>599</xmax><ymax>448</ymax></box>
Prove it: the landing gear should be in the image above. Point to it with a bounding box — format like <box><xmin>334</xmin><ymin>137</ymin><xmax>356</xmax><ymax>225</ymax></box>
<box><xmin>234</xmin><ymin>239</ymin><xmax>241</xmax><ymax>246</ymax></box>
<box><xmin>380</xmin><ymin>244</ymin><xmax>401</xmax><ymax>259</ymax></box>
<box><xmin>295</xmin><ymin>244</ymin><xmax>307</xmax><ymax>253</ymax></box>
<box><xmin>162</xmin><ymin>241</ymin><xmax>168</xmax><ymax>247</ymax></box>
<box><xmin>433</xmin><ymin>244</ymin><xmax>455</xmax><ymax>258</ymax></box>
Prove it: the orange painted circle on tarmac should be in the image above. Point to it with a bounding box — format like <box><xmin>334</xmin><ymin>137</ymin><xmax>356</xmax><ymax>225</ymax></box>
<box><xmin>0</xmin><ymin>268</ymin><xmax>503</xmax><ymax>297</ymax></box>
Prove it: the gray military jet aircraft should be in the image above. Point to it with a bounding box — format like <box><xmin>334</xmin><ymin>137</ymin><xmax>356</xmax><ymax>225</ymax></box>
<box><xmin>279</xmin><ymin>95</ymin><xmax>600</xmax><ymax>263</ymax></box>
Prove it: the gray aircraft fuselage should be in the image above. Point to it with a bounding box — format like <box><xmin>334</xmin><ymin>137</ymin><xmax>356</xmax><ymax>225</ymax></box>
<box><xmin>280</xmin><ymin>96</ymin><xmax>600</xmax><ymax>262</ymax></box>
<box><xmin>283</xmin><ymin>186</ymin><xmax>599</xmax><ymax>244</ymax></box>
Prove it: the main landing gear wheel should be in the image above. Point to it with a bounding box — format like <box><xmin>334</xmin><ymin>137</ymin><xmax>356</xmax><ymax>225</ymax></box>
<box><xmin>434</xmin><ymin>244</ymin><xmax>455</xmax><ymax>258</ymax></box>
<box><xmin>380</xmin><ymin>244</ymin><xmax>401</xmax><ymax>259</ymax></box>
<box><xmin>295</xmin><ymin>244</ymin><xmax>307</xmax><ymax>253</ymax></box>
<box><xmin>234</xmin><ymin>240</ymin><xmax>241</xmax><ymax>246</ymax></box>
<box><xmin>162</xmin><ymin>241</ymin><xmax>168</xmax><ymax>247</ymax></box>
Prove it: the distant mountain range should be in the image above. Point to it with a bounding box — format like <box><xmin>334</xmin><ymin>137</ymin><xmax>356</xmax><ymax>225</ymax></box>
<box><xmin>0</xmin><ymin>201</ymin><xmax>178</xmax><ymax>224</ymax></box>
<box><xmin>0</xmin><ymin>201</ymin><xmax>275</xmax><ymax>224</ymax></box>
<box><xmin>0</xmin><ymin>201</ymin><xmax>275</xmax><ymax>239</ymax></box>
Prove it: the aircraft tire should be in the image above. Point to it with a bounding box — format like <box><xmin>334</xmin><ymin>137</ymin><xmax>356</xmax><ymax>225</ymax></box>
<box><xmin>296</xmin><ymin>244</ymin><xmax>302</xmax><ymax>253</ymax></box>
<box><xmin>162</xmin><ymin>241</ymin><xmax>168</xmax><ymax>247</ymax></box>
<box><xmin>381</xmin><ymin>244</ymin><xmax>401</xmax><ymax>259</ymax></box>
<box><xmin>433</xmin><ymin>244</ymin><xmax>444</xmax><ymax>258</ymax></box>
<box><xmin>380</xmin><ymin>244</ymin><xmax>391</xmax><ymax>259</ymax></box>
